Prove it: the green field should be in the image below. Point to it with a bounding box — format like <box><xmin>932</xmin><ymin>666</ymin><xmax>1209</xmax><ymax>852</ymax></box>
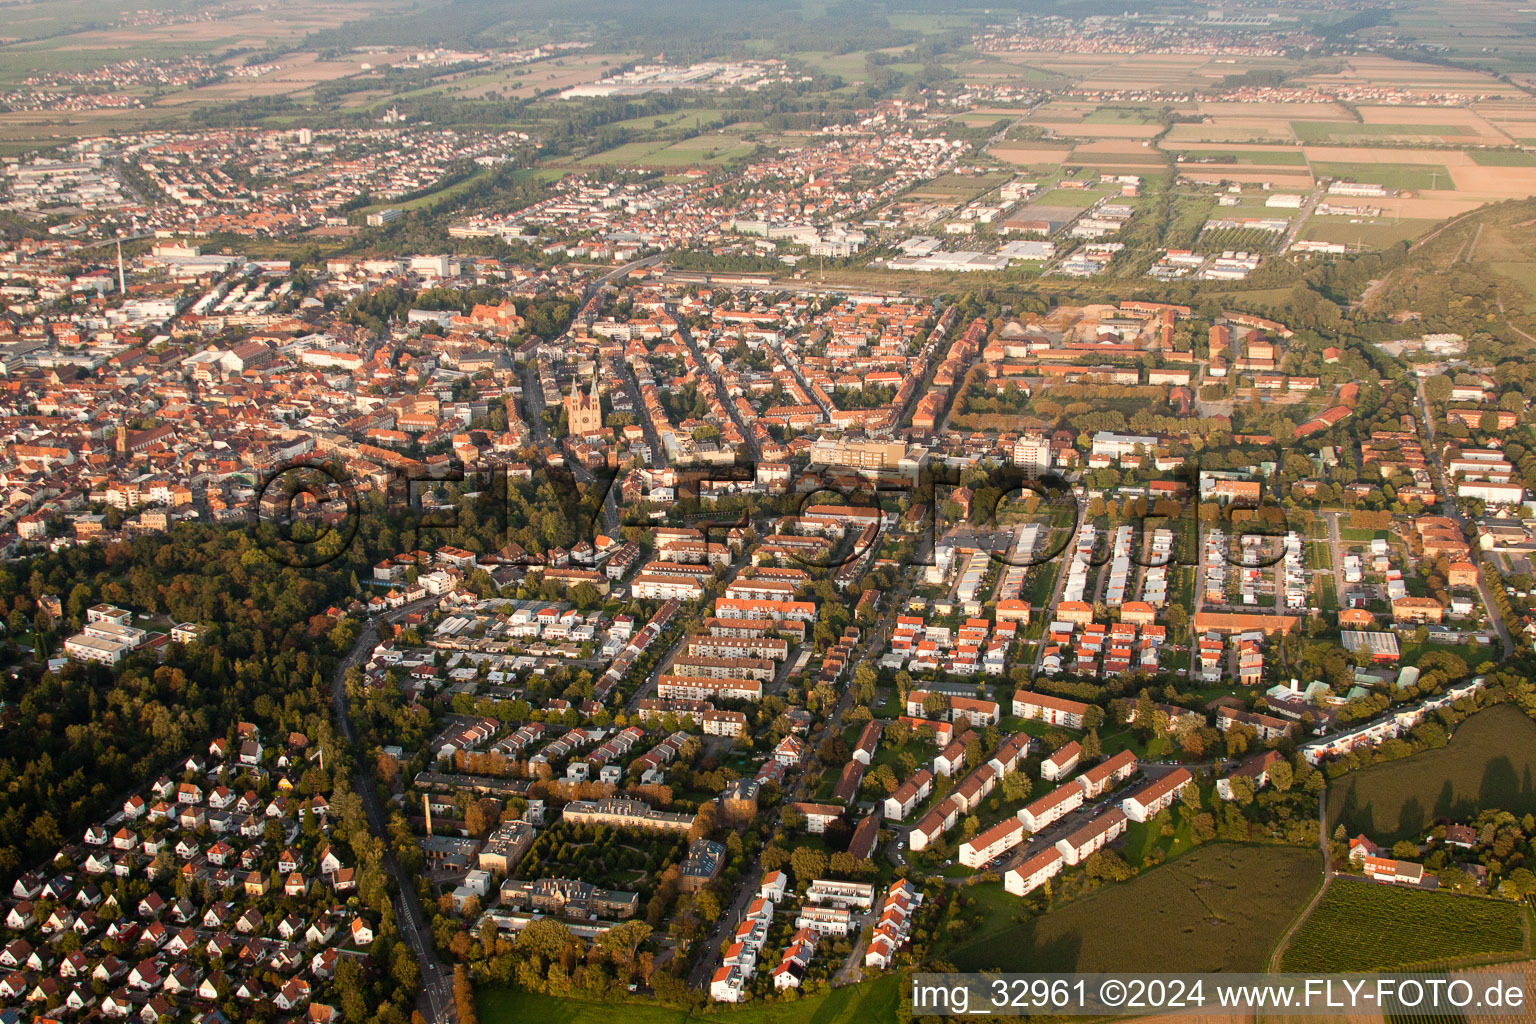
<box><xmin>1082</xmin><ymin>107</ymin><xmax>1162</xmax><ymax>125</ymax></box>
<box><xmin>579</xmin><ymin>134</ymin><xmax>758</xmax><ymax>167</ymax></box>
<box><xmin>1292</xmin><ymin>121</ymin><xmax>1476</xmax><ymax>144</ymax></box>
<box><xmin>1301</xmin><ymin>218</ymin><xmax>1440</xmax><ymax>250</ymax></box>
<box><xmin>1280</xmin><ymin>881</ymin><xmax>1527</xmax><ymax>971</ymax></box>
<box><xmin>1309</xmin><ymin>162</ymin><xmax>1452</xmax><ymax>191</ymax></box>
<box><xmin>947</xmin><ymin>844</ymin><xmax>1321</xmax><ymax>973</ymax></box>
<box><xmin>1027</xmin><ymin>188</ymin><xmax>1107</xmax><ymax>209</ymax></box>
<box><xmin>797</xmin><ymin>50</ymin><xmax>924</xmax><ymax>81</ymax></box>
<box><xmin>909</xmin><ymin>171</ymin><xmax>1012</xmax><ymax>198</ymax></box>
<box><xmin>479</xmin><ymin>974</ymin><xmax>901</xmax><ymax>1024</ymax></box>
<box><xmin>600</xmin><ymin>109</ymin><xmax>733</xmax><ymax>134</ymax></box>
<box><xmin>1470</xmin><ymin>149</ymin><xmax>1536</xmax><ymax>166</ymax></box>
<box><xmin>357</xmin><ymin>166</ymin><xmax>497</xmax><ymax>215</ymax></box>
<box><xmin>1330</xmin><ymin>704</ymin><xmax>1536</xmax><ymax>842</ymax></box>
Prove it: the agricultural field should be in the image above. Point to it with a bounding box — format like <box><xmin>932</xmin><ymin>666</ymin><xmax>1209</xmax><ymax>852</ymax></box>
<box><xmin>0</xmin><ymin>0</ymin><xmax>402</xmax><ymax>73</ymax></box>
<box><xmin>1279</xmin><ymin>881</ymin><xmax>1528</xmax><ymax>972</ymax></box>
<box><xmin>1330</xmin><ymin>704</ymin><xmax>1536</xmax><ymax>842</ymax></box>
<box><xmin>905</xmin><ymin>171</ymin><xmax>1013</xmax><ymax>202</ymax></box>
<box><xmin>1291</xmin><ymin>121</ymin><xmax>1479</xmax><ymax>145</ymax></box>
<box><xmin>478</xmin><ymin>974</ymin><xmax>901</xmax><ymax>1024</ymax></box>
<box><xmin>1469</xmin><ymin>150</ymin><xmax>1536</xmax><ymax>166</ymax></box>
<box><xmin>946</xmin><ymin>844</ymin><xmax>1321</xmax><ymax>973</ymax></box>
<box><xmin>1169</xmin><ymin>147</ymin><xmax>1309</xmax><ymax>167</ymax></box>
<box><xmin>389</xmin><ymin>53</ymin><xmax>631</xmax><ymax>102</ymax></box>
<box><xmin>986</xmin><ymin>144</ymin><xmax>1073</xmax><ymax>172</ymax></box>
<box><xmin>1309</xmin><ymin>161</ymin><xmax>1452</xmax><ymax>191</ymax></box>
<box><xmin>1390</xmin><ymin>0</ymin><xmax>1536</xmax><ymax>76</ymax></box>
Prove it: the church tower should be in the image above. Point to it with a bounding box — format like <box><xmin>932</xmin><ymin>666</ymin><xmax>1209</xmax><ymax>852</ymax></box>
<box><xmin>563</xmin><ymin>371</ymin><xmax>603</xmax><ymax>437</ymax></box>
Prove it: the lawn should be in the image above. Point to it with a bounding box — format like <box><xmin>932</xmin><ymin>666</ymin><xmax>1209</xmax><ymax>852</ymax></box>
<box><xmin>946</xmin><ymin>843</ymin><xmax>1320</xmax><ymax>973</ymax></box>
<box><xmin>1399</xmin><ymin>639</ymin><xmax>1497</xmax><ymax>672</ymax></box>
<box><xmin>1329</xmin><ymin>704</ymin><xmax>1536</xmax><ymax>842</ymax></box>
<box><xmin>1279</xmin><ymin>881</ymin><xmax>1527</xmax><ymax>971</ymax></box>
<box><xmin>478</xmin><ymin>974</ymin><xmax>901</xmax><ymax>1024</ymax></box>
<box><xmin>1309</xmin><ymin>162</ymin><xmax>1453</xmax><ymax>191</ymax></box>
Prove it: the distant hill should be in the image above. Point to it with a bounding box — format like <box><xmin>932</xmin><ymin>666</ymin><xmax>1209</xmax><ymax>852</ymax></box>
<box><xmin>1364</xmin><ymin>197</ymin><xmax>1536</xmax><ymax>320</ymax></box>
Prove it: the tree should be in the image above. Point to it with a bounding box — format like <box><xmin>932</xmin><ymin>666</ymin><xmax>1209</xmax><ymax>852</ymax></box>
<box><xmin>1226</xmin><ymin>775</ymin><xmax>1255</xmax><ymax>806</ymax></box>
<box><xmin>693</xmin><ymin>889</ymin><xmax>720</xmax><ymax>922</ymax></box>
<box><xmin>1084</xmin><ymin>849</ymin><xmax>1132</xmax><ymax>882</ymax></box>
<box><xmin>454</xmin><ymin>965</ymin><xmax>478</xmax><ymax>1024</ymax></box>
<box><xmin>1268</xmin><ymin>760</ymin><xmax>1293</xmax><ymax>793</ymax></box>
<box><xmin>1081</xmin><ymin>729</ymin><xmax>1101</xmax><ymax>760</ymax></box>
<box><xmin>1507</xmin><ymin>867</ymin><xmax>1536</xmax><ymax>898</ymax></box>
<box><xmin>1001</xmin><ymin>770</ymin><xmax>1031</xmax><ymax>803</ymax></box>
<box><xmin>689</xmin><ymin>802</ymin><xmax>717</xmax><ymax>842</ymax></box>
<box><xmin>464</xmin><ymin>798</ymin><xmax>500</xmax><ymax>838</ymax></box>
<box><xmin>1132</xmin><ymin>691</ymin><xmax>1157</xmax><ymax>735</ymax></box>
<box><xmin>337</xmin><ymin>958</ymin><xmax>369</xmax><ymax>1022</ymax></box>
<box><xmin>790</xmin><ymin>846</ymin><xmax>827</xmax><ymax>883</ymax></box>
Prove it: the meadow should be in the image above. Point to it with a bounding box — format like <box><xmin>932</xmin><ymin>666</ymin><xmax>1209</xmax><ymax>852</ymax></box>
<box><xmin>946</xmin><ymin>843</ymin><xmax>1321</xmax><ymax>973</ymax></box>
<box><xmin>1329</xmin><ymin>704</ymin><xmax>1536</xmax><ymax>842</ymax></box>
<box><xmin>1279</xmin><ymin>881</ymin><xmax>1527</xmax><ymax>971</ymax></box>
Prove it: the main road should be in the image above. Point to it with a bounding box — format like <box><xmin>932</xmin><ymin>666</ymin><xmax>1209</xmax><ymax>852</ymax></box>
<box><xmin>331</xmin><ymin>598</ymin><xmax>458</xmax><ymax>1024</ymax></box>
